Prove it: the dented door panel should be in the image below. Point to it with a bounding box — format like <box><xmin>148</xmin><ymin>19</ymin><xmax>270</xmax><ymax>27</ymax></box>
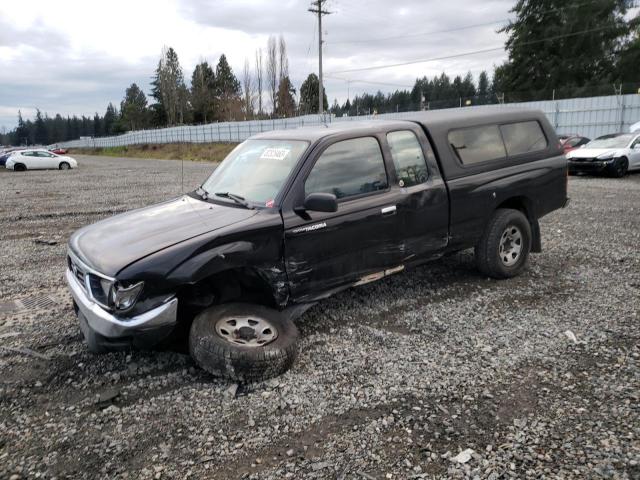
<box><xmin>283</xmin><ymin>193</ymin><xmax>404</xmax><ymax>302</ymax></box>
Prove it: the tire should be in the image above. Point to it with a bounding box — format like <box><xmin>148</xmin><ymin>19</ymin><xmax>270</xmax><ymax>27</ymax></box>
<box><xmin>13</xmin><ymin>163</ymin><xmax>26</xmax><ymax>172</ymax></box>
<box><xmin>189</xmin><ymin>303</ymin><xmax>299</xmax><ymax>383</ymax></box>
<box><xmin>78</xmin><ymin>310</ymin><xmax>110</xmax><ymax>354</ymax></box>
<box><xmin>59</xmin><ymin>161</ymin><xmax>71</xmax><ymax>170</ymax></box>
<box><xmin>475</xmin><ymin>208</ymin><xmax>532</xmax><ymax>279</ymax></box>
<box><xmin>610</xmin><ymin>157</ymin><xmax>628</xmax><ymax>178</ymax></box>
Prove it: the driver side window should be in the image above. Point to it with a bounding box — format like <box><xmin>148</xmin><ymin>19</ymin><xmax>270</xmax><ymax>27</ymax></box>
<box><xmin>305</xmin><ymin>137</ymin><xmax>388</xmax><ymax>200</ymax></box>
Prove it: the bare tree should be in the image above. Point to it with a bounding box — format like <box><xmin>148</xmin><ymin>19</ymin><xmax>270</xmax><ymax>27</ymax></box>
<box><xmin>278</xmin><ymin>34</ymin><xmax>289</xmax><ymax>83</ymax></box>
<box><xmin>266</xmin><ymin>36</ymin><xmax>278</xmax><ymax>116</ymax></box>
<box><xmin>255</xmin><ymin>48</ymin><xmax>263</xmax><ymax>117</ymax></box>
<box><xmin>242</xmin><ymin>58</ymin><xmax>254</xmax><ymax>119</ymax></box>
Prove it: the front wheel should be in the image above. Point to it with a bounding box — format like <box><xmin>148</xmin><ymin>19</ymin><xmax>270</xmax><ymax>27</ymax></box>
<box><xmin>59</xmin><ymin>161</ymin><xmax>71</xmax><ymax>170</ymax></box>
<box><xmin>475</xmin><ymin>208</ymin><xmax>532</xmax><ymax>279</ymax></box>
<box><xmin>189</xmin><ymin>303</ymin><xmax>299</xmax><ymax>383</ymax></box>
<box><xmin>610</xmin><ymin>157</ymin><xmax>628</xmax><ymax>178</ymax></box>
<box><xmin>13</xmin><ymin>163</ymin><xmax>26</xmax><ymax>172</ymax></box>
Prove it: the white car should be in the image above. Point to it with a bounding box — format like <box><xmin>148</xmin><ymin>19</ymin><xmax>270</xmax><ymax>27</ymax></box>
<box><xmin>566</xmin><ymin>132</ymin><xmax>640</xmax><ymax>177</ymax></box>
<box><xmin>6</xmin><ymin>149</ymin><xmax>78</xmax><ymax>171</ymax></box>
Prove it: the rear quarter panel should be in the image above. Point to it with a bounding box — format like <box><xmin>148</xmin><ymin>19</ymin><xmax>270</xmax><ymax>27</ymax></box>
<box><xmin>446</xmin><ymin>154</ymin><xmax>567</xmax><ymax>250</ymax></box>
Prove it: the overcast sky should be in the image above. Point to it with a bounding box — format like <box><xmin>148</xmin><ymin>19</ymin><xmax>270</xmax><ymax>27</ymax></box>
<box><xmin>0</xmin><ymin>0</ymin><xmax>525</xmax><ymax>130</ymax></box>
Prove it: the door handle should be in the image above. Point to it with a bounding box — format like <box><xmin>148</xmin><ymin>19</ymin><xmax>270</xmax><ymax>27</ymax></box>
<box><xmin>381</xmin><ymin>205</ymin><xmax>396</xmax><ymax>215</ymax></box>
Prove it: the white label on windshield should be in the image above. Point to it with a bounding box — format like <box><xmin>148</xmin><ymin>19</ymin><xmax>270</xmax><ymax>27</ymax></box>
<box><xmin>260</xmin><ymin>147</ymin><xmax>290</xmax><ymax>161</ymax></box>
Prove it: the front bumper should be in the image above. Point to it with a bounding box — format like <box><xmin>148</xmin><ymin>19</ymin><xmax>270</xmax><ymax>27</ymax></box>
<box><xmin>65</xmin><ymin>268</ymin><xmax>178</xmax><ymax>341</ymax></box>
<box><xmin>568</xmin><ymin>159</ymin><xmax>611</xmax><ymax>174</ymax></box>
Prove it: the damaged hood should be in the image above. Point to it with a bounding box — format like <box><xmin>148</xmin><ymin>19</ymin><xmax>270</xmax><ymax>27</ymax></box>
<box><xmin>69</xmin><ymin>195</ymin><xmax>258</xmax><ymax>276</ymax></box>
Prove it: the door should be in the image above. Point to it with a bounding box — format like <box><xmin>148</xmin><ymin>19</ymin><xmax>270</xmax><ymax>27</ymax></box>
<box><xmin>282</xmin><ymin>136</ymin><xmax>404</xmax><ymax>301</ymax></box>
<box><xmin>630</xmin><ymin>135</ymin><xmax>640</xmax><ymax>169</ymax></box>
<box><xmin>36</xmin><ymin>151</ymin><xmax>58</xmax><ymax>168</ymax></box>
<box><xmin>384</xmin><ymin>129</ymin><xmax>449</xmax><ymax>261</ymax></box>
<box><xmin>20</xmin><ymin>151</ymin><xmax>41</xmax><ymax>169</ymax></box>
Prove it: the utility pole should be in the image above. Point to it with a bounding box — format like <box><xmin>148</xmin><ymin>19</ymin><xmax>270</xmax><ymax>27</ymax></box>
<box><xmin>309</xmin><ymin>0</ymin><xmax>331</xmax><ymax>115</ymax></box>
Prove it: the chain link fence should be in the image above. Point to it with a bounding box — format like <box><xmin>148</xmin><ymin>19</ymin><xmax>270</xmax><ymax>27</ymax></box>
<box><xmin>51</xmin><ymin>93</ymin><xmax>640</xmax><ymax>149</ymax></box>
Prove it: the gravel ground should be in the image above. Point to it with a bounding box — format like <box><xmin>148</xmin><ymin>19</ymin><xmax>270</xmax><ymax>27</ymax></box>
<box><xmin>0</xmin><ymin>155</ymin><xmax>639</xmax><ymax>480</ymax></box>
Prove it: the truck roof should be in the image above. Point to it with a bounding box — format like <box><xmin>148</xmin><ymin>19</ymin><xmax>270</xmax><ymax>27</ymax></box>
<box><xmin>251</xmin><ymin>119</ymin><xmax>412</xmax><ymax>142</ymax></box>
<box><xmin>403</xmin><ymin>107</ymin><xmax>549</xmax><ymax>137</ymax></box>
<box><xmin>252</xmin><ymin>107</ymin><xmax>548</xmax><ymax>142</ymax></box>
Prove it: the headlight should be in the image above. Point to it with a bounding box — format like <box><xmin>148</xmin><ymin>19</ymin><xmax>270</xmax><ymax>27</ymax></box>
<box><xmin>110</xmin><ymin>281</ymin><xmax>144</xmax><ymax>310</ymax></box>
<box><xmin>596</xmin><ymin>152</ymin><xmax>615</xmax><ymax>160</ymax></box>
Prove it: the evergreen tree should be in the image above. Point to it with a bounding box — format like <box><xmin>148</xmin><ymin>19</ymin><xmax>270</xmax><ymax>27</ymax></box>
<box><xmin>120</xmin><ymin>83</ymin><xmax>149</xmax><ymax>131</ymax></box>
<box><xmin>461</xmin><ymin>72</ymin><xmax>476</xmax><ymax>98</ymax></box>
<box><xmin>191</xmin><ymin>61</ymin><xmax>216</xmax><ymax>123</ymax></box>
<box><xmin>34</xmin><ymin>109</ymin><xmax>48</xmax><ymax>145</ymax></box>
<box><xmin>497</xmin><ymin>0</ymin><xmax>632</xmax><ymax>93</ymax></box>
<box><xmin>93</xmin><ymin>113</ymin><xmax>103</xmax><ymax>137</ymax></box>
<box><xmin>104</xmin><ymin>103</ymin><xmax>118</xmax><ymax>135</ymax></box>
<box><xmin>15</xmin><ymin>111</ymin><xmax>29</xmax><ymax>146</ymax></box>
<box><xmin>615</xmin><ymin>14</ymin><xmax>640</xmax><ymax>82</ymax></box>
<box><xmin>276</xmin><ymin>76</ymin><xmax>296</xmax><ymax>117</ymax></box>
<box><xmin>151</xmin><ymin>47</ymin><xmax>188</xmax><ymax>126</ymax></box>
<box><xmin>477</xmin><ymin>71</ymin><xmax>490</xmax><ymax>104</ymax></box>
<box><xmin>214</xmin><ymin>54</ymin><xmax>242</xmax><ymax>121</ymax></box>
<box><xmin>299</xmin><ymin>73</ymin><xmax>328</xmax><ymax>114</ymax></box>
<box><xmin>150</xmin><ymin>60</ymin><xmax>168</xmax><ymax>126</ymax></box>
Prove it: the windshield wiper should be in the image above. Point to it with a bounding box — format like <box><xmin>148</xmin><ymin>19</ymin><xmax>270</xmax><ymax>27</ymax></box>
<box><xmin>214</xmin><ymin>192</ymin><xmax>253</xmax><ymax>209</ymax></box>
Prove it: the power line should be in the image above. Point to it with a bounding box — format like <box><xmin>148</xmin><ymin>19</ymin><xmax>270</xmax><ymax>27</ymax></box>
<box><xmin>326</xmin><ymin>0</ymin><xmax>615</xmax><ymax>45</ymax></box>
<box><xmin>325</xmin><ymin>75</ymin><xmax>413</xmax><ymax>89</ymax></box>
<box><xmin>329</xmin><ymin>19</ymin><xmax>509</xmax><ymax>45</ymax></box>
<box><xmin>328</xmin><ymin>24</ymin><xmax>624</xmax><ymax>75</ymax></box>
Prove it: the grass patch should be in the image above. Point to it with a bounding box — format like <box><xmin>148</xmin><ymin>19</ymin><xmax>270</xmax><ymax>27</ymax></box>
<box><xmin>69</xmin><ymin>143</ymin><xmax>238</xmax><ymax>163</ymax></box>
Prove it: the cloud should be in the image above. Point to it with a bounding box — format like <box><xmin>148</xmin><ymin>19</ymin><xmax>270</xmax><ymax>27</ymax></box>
<box><xmin>0</xmin><ymin>0</ymin><xmax>515</xmax><ymax>130</ymax></box>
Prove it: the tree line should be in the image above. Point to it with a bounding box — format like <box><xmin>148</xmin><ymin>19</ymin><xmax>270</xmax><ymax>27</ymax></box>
<box><xmin>1</xmin><ymin>0</ymin><xmax>638</xmax><ymax>146</ymax></box>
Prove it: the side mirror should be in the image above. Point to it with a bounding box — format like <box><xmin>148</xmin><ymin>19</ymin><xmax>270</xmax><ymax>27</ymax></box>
<box><xmin>302</xmin><ymin>192</ymin><xmax>338</xmax><ymax>213</ymax></box>
<box><xmin>633</xmin><ymin>143</ymin><xmax>640</xmax><ymax>150</ymax></box>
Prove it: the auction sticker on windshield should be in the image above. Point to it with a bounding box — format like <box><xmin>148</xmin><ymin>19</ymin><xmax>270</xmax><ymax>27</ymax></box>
<box><xmin>260</xmin><ymin>147</ymin><xmax>290</xmax><ymax>161</ymax></box>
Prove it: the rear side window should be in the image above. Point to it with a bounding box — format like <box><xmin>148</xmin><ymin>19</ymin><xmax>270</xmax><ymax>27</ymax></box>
<box><xmin>305</xmin><ymin>137</ymin><xmax>388</xmax><ymax>200</ymax></box>
<box><xmin>449</xmin><ymin>125</ymin><xmax>506</xmax><ymax>165</ymax></box>
<box><xmin>500</xmin><ymin>121</ymin><xmax>547</xmax><ymax>156</ymax></box>
<box><xmin>387</xmin><ymin>130</ymin><xmax>429</xmax><ymax>187</ymax></box>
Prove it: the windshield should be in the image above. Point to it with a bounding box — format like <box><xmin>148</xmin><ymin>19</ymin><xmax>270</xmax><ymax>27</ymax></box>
<box><xmin>586</xmin><ymin>134</ymin><xmax>633</xmax><ymax>149</ymax></box>
<box><xmin>201</xmin><ymin>139</ymin><xmax>309</xmax><ymax>206</ymax></box>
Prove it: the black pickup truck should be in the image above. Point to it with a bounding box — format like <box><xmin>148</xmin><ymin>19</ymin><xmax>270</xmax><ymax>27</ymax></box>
<box><xmin>66</xmin><ymin>108</ymin><xmax>568</xmax><ymax>381</ymax></box>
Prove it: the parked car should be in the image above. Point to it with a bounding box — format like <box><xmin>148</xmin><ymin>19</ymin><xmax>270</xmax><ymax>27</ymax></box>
<box><xmin>49</xmin><ymin>147</ymin><xmax>68</xmax><ymax>155</ymax></box>
<box><xmin>566</xmin><ymin>132</ymin><xmax>640</xmax><ymax>177</ymax></box>
<box><xmin>0</xmin><ymin>149</ymin><xmax>22</xmax><ymax>167</ymax></box>
<box><xmin>559</xmin><ymin>134</ymin><xmax>590</xmax><ymax>153</ymax></box>
<box><xmin>65</xmin><ymin>108</ymin><xmax>568</xmax><ymax>381</ymax></box>
<box><xmin>6</xmin><ymin>149</ymin><xmax>78</xmax><ymax>171</ymax></box>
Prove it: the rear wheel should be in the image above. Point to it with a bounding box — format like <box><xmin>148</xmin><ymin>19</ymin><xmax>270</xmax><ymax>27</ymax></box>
<box><xmin>13</xmin><ymin>163</ymin><xmax>26</xmax><ymax>172</ymax></box>
<box><xmin>59</xmin><ymin>161</ymin><xmax>71</xmax><ymax>170</ymax></box>
<box><xmin>475</xmin><ymin>208</ymin><xmax>532</xmax><ymax>279</ymax></box>
<box><xmin>189</xmin><ymin>303</ymin><xmax>299</xmax><ymax>383</ymax></box>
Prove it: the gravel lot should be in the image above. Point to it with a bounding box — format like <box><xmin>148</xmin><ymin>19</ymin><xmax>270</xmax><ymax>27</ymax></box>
<box><xmin>1</xmin><ymin>155</ymin><xmax>639</xmax><ymax>480</ymax></box>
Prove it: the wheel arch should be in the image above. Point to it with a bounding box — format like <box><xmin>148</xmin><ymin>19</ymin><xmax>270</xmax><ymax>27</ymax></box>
<box><xmin>163</xmin><ymin>240</ymin><xmax>289</xmax><ymax>312</ymax></box>
<box><xmin>496</xmin><ymin>196</ymin><xmax>541</xmax><ymax>253</ymax></box>
<box><xmin>176</xmin><ymin>265</ymin><xmax>288</xmax><ymax>317</ymax></box>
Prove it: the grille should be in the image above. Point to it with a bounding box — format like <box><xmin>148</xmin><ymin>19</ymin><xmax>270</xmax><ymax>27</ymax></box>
<box><xmin>68</xmin><ymin>255</ymin><xmax>87</xmax><ymax>290</ymax></box>
<box><xmin>68</xmin><ymin>254</ymin><xmax>113</xmax><ymax>309</ymax></box>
